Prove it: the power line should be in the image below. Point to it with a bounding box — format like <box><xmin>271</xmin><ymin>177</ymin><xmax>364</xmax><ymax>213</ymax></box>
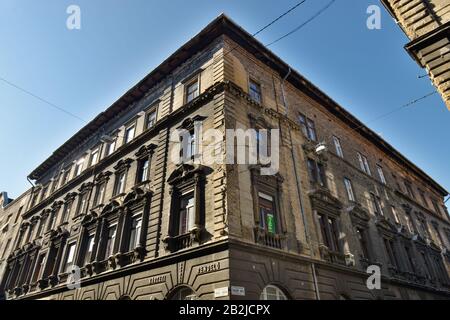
<box><xmin>266</xmin><ymin>0</ymin><xmax>337</xmax><ymax>47</ymax></box>
<box><xmin>252</xmin><ymin>0</ymin><xmax>307</xmax><ymax>38</ymax></box>
<box><xmin>349</xmin><ymin>90</ymin><xmax>437</xmax><ymax>134</ymax></box>
<box><xmin>0</xmin><ymin>76</ymin><xmax>86</xmax><ymax>123</ymax></box>
<box><xmin>222</xmin><ymin>0</ymin><xmax>308</xmax><ymax>59</ymax></box>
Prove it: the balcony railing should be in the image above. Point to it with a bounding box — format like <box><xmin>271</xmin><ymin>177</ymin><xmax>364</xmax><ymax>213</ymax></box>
<box><xmin>254</xmin><ymin>228</ymin><xmax>285</xmax><ymax>250</ymax></box>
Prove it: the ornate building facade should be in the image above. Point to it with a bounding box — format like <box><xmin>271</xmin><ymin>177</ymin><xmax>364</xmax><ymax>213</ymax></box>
<box><xmin>382</xmin><ymin>0</ymin><xmax>450</xmax><ymax>110</ymax></box>
<box><xmin>0</xmin><ymin>15</ymin><xmax>449</xmax><ymax>300</ymax></box>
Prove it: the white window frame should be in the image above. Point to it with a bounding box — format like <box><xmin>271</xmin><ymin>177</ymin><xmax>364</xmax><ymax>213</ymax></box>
<box><xmin>333</xmin><ymin>136</ymin><xmax>344</xmax><ymax>158</ymax></box>
<box><xmin>377</xmin><ymin>165</ymin><xmax>386</xmax><ymax>184</ymax></box>
<box><xmin>124</xmin><ymin>124</ymin><xmax>136</xmax><ymax>144</ymax></box>
<box><xmin>344</xmin><ymin>178</ymin><xmax>356</xmax><ymax>202</ymax></box>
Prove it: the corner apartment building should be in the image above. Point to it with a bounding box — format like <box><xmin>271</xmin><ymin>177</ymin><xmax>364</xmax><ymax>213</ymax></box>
<box><xmin>381</xmin><ymin>0</ymin><xmax>450</xmax><ymax>110</ymax></box>
<box><xmin>0</xmin><ymin>14</ymin><xmax>449</xmax><ymax>300</ymax></box>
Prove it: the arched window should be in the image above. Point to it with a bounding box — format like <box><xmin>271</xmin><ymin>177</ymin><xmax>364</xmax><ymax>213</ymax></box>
<box><xmin>260</xmin><ymin>285</ymin><xmax>288</xmax><ymax>300</ymax></box>
<box><xmin>168</xmin><ymin>286</ymin><xmax>197</xmax><ymax>300</ymax></box>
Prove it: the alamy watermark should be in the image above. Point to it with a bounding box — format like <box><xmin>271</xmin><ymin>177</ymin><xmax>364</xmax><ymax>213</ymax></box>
<box><xmin>169</xmin><ymin>122</ymin><xmax>280</xmax><ymax>175</ymax></box>
<box><xmin>367</xmin><ymin>5</ymin><xmax>381</xmax><ymax>30</ymax></box>
<box><xmin>366</xmin><ymin>265</ymin><xmax>381</xmax><ymax>290</ymax></box>
<box><xmin>66</xmin><ymin>5</ymin><xmax>81</xmax><ymax>30</ymax></box>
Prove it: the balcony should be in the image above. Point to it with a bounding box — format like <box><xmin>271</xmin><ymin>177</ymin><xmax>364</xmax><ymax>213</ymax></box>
<box><xmin>254</xmin><ymin>227</ymin><xmax>285</xmax><ymax>250</ymax></box>
<box><xmin>319</xmin><ymin>244</ymin><xmax>346</xmax><ymax>265</ymax></box>
<box><xmin>163</xmin><ymin>227</ymin><xmax>201</xmax><ymax>252</ymax></box>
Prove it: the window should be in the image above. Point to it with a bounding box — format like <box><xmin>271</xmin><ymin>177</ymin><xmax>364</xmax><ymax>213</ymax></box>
<box><xmin>36</xmin><ymin>215</ymin><xmax>47</xmax><ymax>237</ymax></box>
<box><xmin>356</xmin><ymin>228</ymin><xmax>370</xmax><ymax>259</ymax></box>
<box><xmin>181</xmin><ymin>130</ymin><xmax>196</xmax><ymax>160</ymax></box>
<box><xmin>391</xmin><ymin>206</ymin><xmax>400</xmax><ymax>224</ymax></box>
<box><xmin>431</xmin><ymin>199</ymin><xmax>442</xmax><ymax>216</ymax></box>
<box><xmin>77</xmin><ymin>192</ymin><xmax>89</xmax><ymax>215</ymax></box>
<box><xmin>186</xmin><ymin>79</ymin><xmax>199</xmax><ymax>103</ymax></box>
<box><xmin>298</xmin><ymin>113</ymin><xmax>317</xmax><ymax>141</ymax></box>
<box><xmin>249</xmin><ymin>80</ymin><xmax>262</xmax><ymax>104</ymax></box>
<box><xmin>418</xmin><ymin>189</ymin><xmax>428</xmax><ymax>208</ymax></box>
<box><xmin>82</xmin><ymin>233</ymin><xmax>95</xmax><ymax>266</ymax></box>
<box><xmin>104</xmin><ymin>225</ymin><xmax>117</xmax><ymax>259</ymax></box>
<box><xmin>61</xmin><ymin>202</ymin><xmax>72</xmax><ymax>224</ymax></box>
<box><xmin>146</xmin><ymin>109</ymin><xmax>157</xmax><ymax>129</ymax></box>
<box><xmin>357</xmin><ymin>153</ymin><xmax>371</xmax><ymax>175</ymax></box>
<box><xmin>178</xmin><ymin>192</ymin><xmax>195</xmax><ymax>235</ymax></box>
<box><xmin>404</xmin><ymin>246</ymin><xmax>416</xmax><ymax>273</ymax></box>
<box><xmin>1</xmin><ymin>238</ymin><xmax>11</xmax><ymax>259</ymax></box>
<box><xmin>106</xmin><ymin>138</ymin><xmax>117</xmax><ymax>156</ymax></box>
<box><xmin>260</xmin><ymin>285</ymin><xmax>288</xmax><ymax>300</ymax></box>
<box><xmin>376</xmin><ymin>165</ymin><xmax>386</xmax><ymax>184</ymax></box>
<box><xmin>61</xmin><ymin>167</ymin><xmax>71</xmax><ymax>186</ymax></box>
<box><xmin>51</xmin><ymin>178</ymin><xmax>58</xmax><ymax>193</ymax></box>
<box><xmin>392</xmin><ymin>174</ymin><xmax>402</xmax><ymax>192</ymax></box>
<box><xmin>417</xmin><ymin>215</ymin><xmax>430</xmax><ymax>237</ymax></box>
<box><xmin>333</xmin><ymin>136</ymin><xmax>344</xmax><ymax>158</ymax></box>
<box><xmin>404</xmin><ymin>181</ymin><xmax>415</xmax><ymax>199</ymax></box>
<box><xmin>317</xmin><ymin>213</ymin><xmax>341</xmax><ymax>252</ymax></box>
<box><xmin>90</xmin><ymin>147</ymin><xmax>100</xmax><ymax>166</ymax></box>
<box><xmin>370</xmin><ymin>193</ymin><xmax>383</xmax><ymax>216</ymax></box>
<box><xmin>114</xmin><ymin>171</ymin><xmax>127</xmax><ymax>196</ymax></box>
<box><xmin>74</xmin><ymin>158</ymin><xmax>85</xmax><ymax>177</ymax></box>
<box><xmin>136</xmin><ymin>159</ymin><xmax>150</xmax><ymax>184</ymax></box>
<box><xmin>128</xmin><ymin>214</ymin><xmax>142</xmax><ymax>251</ymax></box>
<box><xmin>30</xmin><ymin>191</ymin><xmax>39</xmax><ymax>208</ymax></box>
<box><xmin>63</xmin><ymin>242</ymin><xmax>77</xmax><ymax>273</ymax></box>
<box><xmin>431</xmin><ymin>222</ymin><xmax>444</xmax><ymax>246</ymax></box>
<box><xmin>405</xmin><ymin>215</ymin><xmax>414</xmax><ymax>234</ymax></box>
<box><xmin>14</xmin><ymin>206</ymin><xmax>23</xmax><ymax>224</ymax></box>
<box><xmin>31</xmin><ymin>254</ymin><xmax>46</xmax><ymax>283</ymax></box>
<box><xmin>307</xmin><ymin>159</ymin><xmax>327</xmax><ymax>188</ymax></box>
<box><xmin>258</xmin><ymin>192</ymin><xmax>277</xmax><ymax>234</ymax></box>
<box><xmin>124</xmin><ymin>124</ymin><xmax>136</xmax><ymax>144</ymax></box>
<box><xmin>344</xmin><ymin>178</ymin><xmax>356</xmax><ymax>202</ymax></box>
<box><xmin>169</xmin><ymin>287</ymin><xmax>197</xmax><ymax>300</ymax></box>
<box><xmin>384</xmin><ymin>239</ymin><xmax>398</xmax><ymax>268</ymax></box>
<box><xmin>47</xmin><ymin>210</ymin><xmax>57</xmax><ymax>232</ymax></box>
<box><xmin>93</xmin><ymin>182</ymin><xmax>107</xmax><ymax>207</ymax></box>
<box><xmin>41</xmin><ymin>184</ymin><xmax>49</xmax><ymax>201</ymax></box>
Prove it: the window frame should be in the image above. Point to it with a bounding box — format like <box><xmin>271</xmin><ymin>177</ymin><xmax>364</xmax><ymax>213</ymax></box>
<box><xmin>357</xmin><ymin>152</ymin><xmax>371</xmax><ymax>175</ymax></box>
<box><xmin>185</xmin><ymin>77</ymin><xmax>200</xmax><ymax>104</ymax></box>
<box><xmin>61</xmin><ymin>241</ymin><xmax>77</xmax><ymax>274</ymax></box>
<box><xmin>344</xmin><ymin>178</ymin><xmax>356</xmax><ymax>202</ymax></box>
<box><xmin>333</xmin><ymin>136</ymin><xmax>344</xmax><ymax>158</ymax></box>
<box><xmin>124</xmin><ymin>123</ymin><xmax>136</xmax><ymax>144</ymax></box>
<box><xmin>145</xmin><ymin>106</ymin><xmax>158</xmax><ymax>130</ymax></box>
<box><xmin>376</xmin><ymin>165</ymin><xmax>386</xmax><ymax>185</ymax></box>
<box><xmin>249</xmin><ymin>79</ymin><xmax>262</xmax><ymax>104</ymax></box>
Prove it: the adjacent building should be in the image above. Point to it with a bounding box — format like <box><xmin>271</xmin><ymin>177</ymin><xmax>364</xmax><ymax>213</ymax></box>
<box><xmin>0</xmin><ymin>191</ymin><xmax>30</xmax><ymax>299</ymax></box>
<box><xmin>1</xmin><ymin>14</ymin><xmax>449</xmax><ymax>300</ymax></box>
<box><xmin>382</xmin><ymin>0</ymin><xmax>450</xmax><ymax>110</ymax></box>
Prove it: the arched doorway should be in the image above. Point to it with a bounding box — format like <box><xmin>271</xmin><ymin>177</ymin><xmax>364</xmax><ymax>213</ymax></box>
<box><xmin>260</xmin><ymin>285</ymin><xmax>288</xmax><ymax>300</ymax></box>
<box><xmin>167</xmin><ymin>286</ymin><xmax>197</xmax><ymax>300</ymax></box>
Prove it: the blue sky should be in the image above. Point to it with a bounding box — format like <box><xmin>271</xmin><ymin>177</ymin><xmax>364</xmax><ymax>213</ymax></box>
<box><xmin>0</xmin><ymin>0</ymin><xmax>449</xmax><ymax>199</ymax></box>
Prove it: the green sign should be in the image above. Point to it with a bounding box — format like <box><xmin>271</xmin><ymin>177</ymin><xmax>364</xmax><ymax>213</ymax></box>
<box><xmin>266</xmin><ymin>214</ymin><xmax>275</xmax><ymax>234</ymax></box>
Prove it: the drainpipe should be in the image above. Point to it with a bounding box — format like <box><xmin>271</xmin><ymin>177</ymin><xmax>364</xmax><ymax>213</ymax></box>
<box><xmin>280</xmin><ymin>67</ymin><xmax>320</xmax><ymax>300</ymax></box>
